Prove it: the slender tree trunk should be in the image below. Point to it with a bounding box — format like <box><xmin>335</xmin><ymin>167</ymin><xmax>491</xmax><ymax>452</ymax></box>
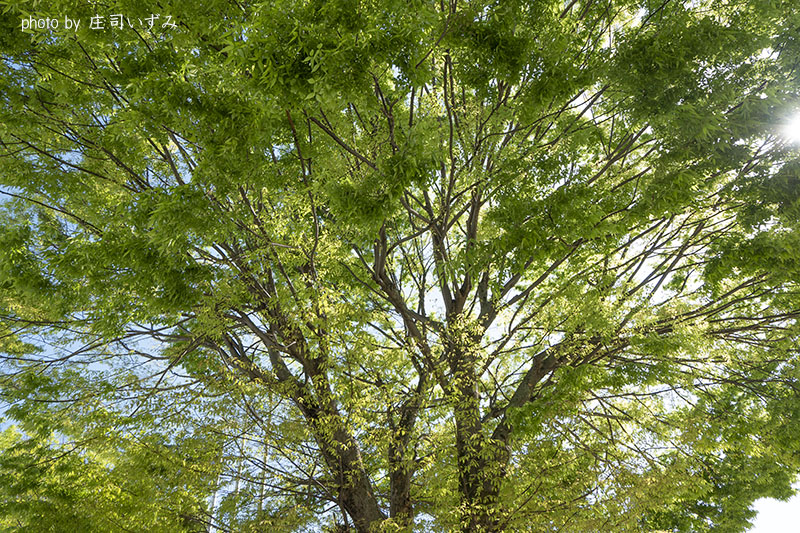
<box><xmin>208</xmin><ymin>468</ymin><xmax>221</xmax><ymax>533</ymax></box>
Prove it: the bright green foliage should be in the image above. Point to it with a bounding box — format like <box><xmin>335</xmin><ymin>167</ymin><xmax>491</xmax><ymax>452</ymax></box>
<box><xmin>0</xmin><ymin>426</ymin><xmax>215</xmax><ymax>532</ymax></box>
<box><xmin>1</xmin><ymin>0</ymin><xmax>800</xmax><ymax>531</ymax></box>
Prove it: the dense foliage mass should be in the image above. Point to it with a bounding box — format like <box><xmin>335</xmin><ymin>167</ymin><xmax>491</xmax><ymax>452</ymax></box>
<box><xmin>2</xmin><ymin>0</ymin><xmax>800</xmax><ymax>531</ymax></box>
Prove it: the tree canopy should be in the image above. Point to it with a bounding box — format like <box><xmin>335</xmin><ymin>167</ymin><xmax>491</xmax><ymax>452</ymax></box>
<box><xmin>1</xmin><ymin>0</ymin><xmax>800</xmax><ymax>531</ymax></box>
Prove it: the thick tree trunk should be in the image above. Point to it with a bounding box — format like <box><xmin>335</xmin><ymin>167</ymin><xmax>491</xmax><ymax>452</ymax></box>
<box><xmin>305</xmin><ymin>407</ymin><xmax>386</xmax><ymax>532</ymax></box>
<box><xmin>242</xmin><ymin>316</ymin><xmax>388</xmax><ymax>532</ymax></box>
<box><xmin>450</xmin><ymin>341</ymin><xmax>504</xmax><ymax>533</ymax></box>
<box><xmin>454</xmin><ymin>390</ymin><xmax>503</xmax><ymax>531</ymax></box>
<box><xmin>388</xmin><ymin>378</ymin><xmax>427</xmax><ymax>527</ymax></box>
<box><xmin>389</xmin><ymin>442</ymin><xmax>413</xmax><ymax>525</ymax></box>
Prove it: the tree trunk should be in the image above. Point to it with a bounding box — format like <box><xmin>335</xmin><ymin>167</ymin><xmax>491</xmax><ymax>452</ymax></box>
<box><xmin>306</xmin><ymin>408</ymin><xmax>386</xmax><ymax>532</ymax></box>
<box><xmin>450</xmin><ymin>340</ymin><xmax>504</xmax><ymax>533</ymax></box>
<box><xmin>454</xmin><ymin>388</ymin><xmax>503</xmax><ymax>532</ymax></box>
<box><xmin>389</xmin><ymin>441</ymin><xmax>413</xmax><ymax>526</ymax></box>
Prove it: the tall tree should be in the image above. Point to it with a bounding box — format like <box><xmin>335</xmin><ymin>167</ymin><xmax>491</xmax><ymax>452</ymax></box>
<box><xmin>2</xmin><ymin>0</ymin><xmax>800</xmax><ymax>531</ymax></box>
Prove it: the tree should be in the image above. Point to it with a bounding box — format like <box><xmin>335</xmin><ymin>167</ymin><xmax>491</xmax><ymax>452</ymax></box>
<box><xmin>1</xmin><ymin>0</ymin><xmax>800</xmax><ymax>531</ymax></box>
<box><xmin>0</xmin><ymin>425</ymin><xmax>217</xmax><ymax>532</ymax></box>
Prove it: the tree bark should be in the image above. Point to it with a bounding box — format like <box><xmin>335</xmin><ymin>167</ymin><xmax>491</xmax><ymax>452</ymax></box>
<box><xmin>449</xmin><ymin>338</ymin><xmax>503</xmax><ymax>532</ymax></box>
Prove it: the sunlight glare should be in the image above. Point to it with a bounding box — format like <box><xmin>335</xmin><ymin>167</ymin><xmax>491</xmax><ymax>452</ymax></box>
<box><xmin>782</xmin><ymin>112</ymin><xmax>800</xmax><ymax>144</ymax></box>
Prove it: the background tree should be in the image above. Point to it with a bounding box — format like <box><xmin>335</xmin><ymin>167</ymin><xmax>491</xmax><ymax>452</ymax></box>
<box><xmin>2</xmin><ymin>0</ymin><xmax>800</xmax><ymax>531</ymax></box>
<box><xmin>0</xmin><ymin>424</ymin><xmax>218</xmax><ymax>532</ymax></box>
